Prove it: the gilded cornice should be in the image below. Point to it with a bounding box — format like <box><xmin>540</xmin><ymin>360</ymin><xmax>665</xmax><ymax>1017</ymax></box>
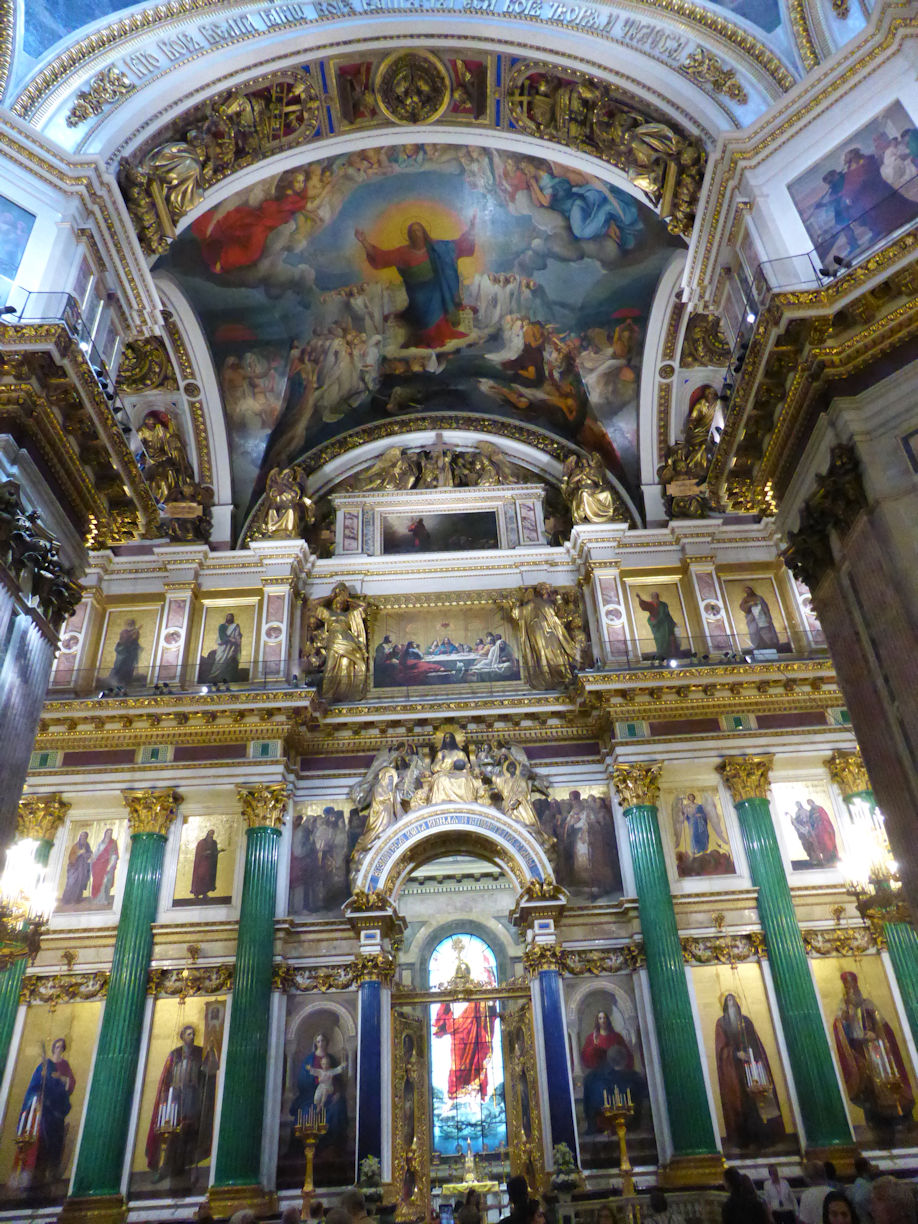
<box><xmin>237</xmin><ymin>782</ymin><xmax>290</xmax><ymax>829</ymax></box>
<box><xmin>681</xmin><ymin>931</ymin><xmax>766</xmax><ymax>964</ymax></box>
<box><xmin>122</xmin><ymin>787</ymin><xmax>183</xmax><ymax>835</ymax></box>
<box><xmin>801</xmin><ymin>925</ymin><xmax>878</xmax><ymax>957</ymax></box>
<box><xmin>17</xmin><ymin>794</ymin><xmax>71</xmax><ymax>843</ymax></box>
<box><xmin>20</xmin><ymin>971</ymin><xmax>109</xmax><ymax>1006</ymax></box>
<box><xmin>825</xmin><ymin>749</ymin><xmax>871</xmax><ymax>798</ymax></box>
<box><xmin>0</xmin><ymin>0</ymin><xmax>12</xmax><ymax>105</ymax></box>
<box><xmin>787</xmin><ymin>0</ymin><xmax>819</xmax><ymax>71</ymax></box>
<box><xmin>611</xmin><ymin>761</ymin><xmax>662</xmax><ymax>809</ymax></box>
<box><xmin>717</xmin><ymin>754</ymin><xmax>773</xmax><ymax>802</ymax></box>
<box><xmin>147</xmin><ymin>963</ymin><xmax>233</xmax><ymax>996</ymax></box>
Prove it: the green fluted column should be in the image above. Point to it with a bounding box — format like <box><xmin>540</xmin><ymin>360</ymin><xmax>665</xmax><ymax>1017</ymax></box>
<box><xmin>68</xmin><ymin>789</ymin><xmax>181</xmax><ymax>1205</ymax></box>
<box><xmin>827</xmin><ymin>751</ymin><xmax>918</xmax><ymax>1049</ymax></box>
<box><xmin>211</xmin><ymin>783</ymin><xmax>289</xmax><ymax>1212</ymax></box>
<box><xmin>0</xmin><ymin>795</ymin><xmax>70</xmax><ymax>1080</ymax></box>
<box><xmin>719</xmin><ymin>756</ymin><xmax>851</xmax><ymax>1151</ymax></box>
<box><xmin>612</xmin><ymin>763</ymin><xmax>721</xmax><ymax>1180</ymax></box>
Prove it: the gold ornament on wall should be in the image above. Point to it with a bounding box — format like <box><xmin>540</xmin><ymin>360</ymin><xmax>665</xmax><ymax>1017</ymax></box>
<box><xmin>717</xmin><ymin>755</ymin><xmax>774</xmax><ymax>803</ymax></box>
<box><xmin>681</xmin><ymin>48</ymin><xmax>749</xmax><ymax>104</ymax></box>
<box><xmin>680</xmin><ymin>312</ymin><xmax>731</xmax><ymax>368</ymax></box>
<box><xmin>825</xmin><ymin>750</ymin><xmax>871</xmax><ymax>798</ymax></box>
<box><xmin>116</xmin><ymin>337</ymin><xmax>179</xmax><ymax>393</ymax></box>
<box><xmin>374</xmin><ymin>51</ymin><xmax>452</xmax><ymax>125</ymax></box>
<box><xmin>611</xmin><ymin>762</ymin><xmax>663</xmax><ymax>810</ymax></box>
<box><xmin>237</xmin><ymin>783</ymin><xmax>290</xmax><ymax>830</ymax></box>
<box><xmin>245</xmin><ymin>465</ymin><xmax>315</xmax><ymax>542</ymax></box>
<box><xmin>681</xmin><ymin>932</ymin><xmax>766</xmax><ymax>965</ymax></box>
<box><xmin>66</xmin><ymin>65</ymin><xmax>135</xmax><ymax>126</ymax></box>
<box><xmin>17</xmin><ymin>794</ymin><xmax>70</xmax><ymax>843</ymax></box>
<box><xmin>122</xmin><ymin>788</ymin><xmax>183</xmax><ymax>836</ymax></box>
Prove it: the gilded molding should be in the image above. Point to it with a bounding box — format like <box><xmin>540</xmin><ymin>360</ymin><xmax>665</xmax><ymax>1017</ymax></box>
<box><xmin>681</xmin><ymin>931</ymin><xmax>766</xmax><ymax>964</ymax></box>
<box><xmin>717</xmin><ymin>754</ymin><xmax>774</xmax><ymax>802</ymax></box>
<box><xmin>523</xmin><ymin>943</ymin><xmax>645</xmax><ymax>975</ymax></box>
<box><xmin>0</xmin><ymin>0</ymin><xmax>12</xmax><ymax>106</ymax></box>
<box><xmin>787</xmin><ymin>0</ymin><xmax>820</xmax><ymax>71</ymax></box>
<box><xmin>17</xmin><ymin>794</ymin><xmax>71</xmax><ymax>843</ymax></box>
<box><xmin>681</xmin><ymin>48</ymin><xmax>748</xmax><ymax>103</ymax></box>
<box><xmin>825</xmin><ymin>750</ymin><xmax>871</xmax><ymax>798</ymax></box>
<box><xmin>122</xmin><ymin>787</ymin><xmax>183</xmax><ymax>835</ymax></box>
<box><xmin>66</xmin><ymin>66</ymin><xmax>135</xmax><ymax>127</ymax></box>
<box><xmin>162</xmin><ymin>313</ymin><xmax>213</xmax><ymax>485</ymax></box>
<box><xmin>801</xmin><ymin>926</ymin><xmax>877</xmax><ymax>957</ymax></box>
<box><xmin>611</xmin><ymin>761</ymin><xmax>663</xmax><ymax>809</ymax></box>
<box><xmin>116</xmin><ymin>336</ymin><xmax>179</xmax><ymax>393</ymax></box>
<box><xmin>237</xmin><ymin>782</ymin><xmax>290</xmax><ymax>830</ymax></box>
<box><xmin>275</xmin><ymin>951</ymin><xmax>396</xmax><ymax>990</ymax></box>
<box><xmin>680</xmin><ymin>311</ymin><xmax>731</xmax><ymax>368</ymax></box>
<box><xmin>147</xmin><ymin>963</ymin><xmax>233</xmax><ymax>996</ymax></box>
<box><xmin>21</xmin><ymin>971</ymin><xmax>109</xmax><ymax>1006</ymax></box>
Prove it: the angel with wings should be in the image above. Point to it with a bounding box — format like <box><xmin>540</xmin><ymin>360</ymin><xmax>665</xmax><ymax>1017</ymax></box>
<box><xmin>672</xmin><ymin>791</ymin><xmax>735</xmax><ymax>876</ymax></box>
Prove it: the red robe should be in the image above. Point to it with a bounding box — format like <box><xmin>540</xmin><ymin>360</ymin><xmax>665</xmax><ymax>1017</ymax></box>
<box><xmin>433</xmin><ymin>1000</ymin><xmax>496</xmax><ymax>1099</ymax></box>
<box><xmin>581</xmin><ymin>1027</ymin><xmax>634</xmax><ymax>1071</ymax></box>
<box><xmin>89</xmin><ymin>838</ymin><xmax>118</xmax><ymax>899</ymax></box>
<box><xmin>192</xmin><ymin>190</ymin><xmax>312</xmax><ymax>273</ymax></box>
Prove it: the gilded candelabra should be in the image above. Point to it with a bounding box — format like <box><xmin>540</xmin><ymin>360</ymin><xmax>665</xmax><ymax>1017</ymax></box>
<box><xmin>599</xmin><ymin>1088</ymin><xmax>635</xmax><ymax>1197</ymax></box>
<box><xmin>295</xmin><ymin>1107</ymin><xmax>328</xmax><ymax>1219</ymax></box>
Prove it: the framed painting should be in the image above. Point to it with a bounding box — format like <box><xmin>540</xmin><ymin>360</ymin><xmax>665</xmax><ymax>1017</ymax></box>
<box><xmin>289</xmin><ymin>802</ymin><xmax>355</xmax><ymax>916</ymax></box>
<box><xmin>660</xmin><ymin>785</ymin><xmax>736</xmax><ymax>879</ymax></box>
<box><xmin>172</xmin><ymin>814</ymin><xmax>239</xmax><ymax>907</ymax></box>
<box><xmin>371</xmin><ymin>598</ymin><xmax>521</xmax><ymax>690</ymax></box>
<box><xmin>626</xmin><ymin>580</ymin><xmax>689</xmax><ymax>660</ymax></box>
<box><xmin>770</xmin><ymin>780</ymin><xmax>842</xmax><ymax>872</ymax></box>
<box><xmin>381</xmin><ymin>510</ymin><xmax>499</xmax><ymax>554</ymax></box>
<box><xmin>722</xmin><ymin>576</ymin><xmax>790</xmax><ymax>655</ymax></box>
<box><xmin>96</xmin><ymin>605</ymin><xmax>162</xmax><ymax>689</ymax></box>
<box><xmin>56</xmin><ymin>816</ymin><xmax>128</xmax><ymax>913</ymax></box>
<box><xmin>0</xmin><ymin>195</ymin><xmax>36</xmax><ymax>282</ymax></box>
<box><xmin>534</xmin><ymin>785</ymin><xmax>622</xmax><ymax>902</ymax></box>
<box><xmin>195</xmin><ymin>599</ymin><xmax>258</xmax><ymax>685</ymax></box>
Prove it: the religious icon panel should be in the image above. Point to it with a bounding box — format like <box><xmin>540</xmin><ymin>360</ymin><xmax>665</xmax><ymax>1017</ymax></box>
<box><xmin>371</xmin><ymin>599</ymin><xmax>522</xmax><ymax>690</ymax></box>
<box><xmin>129</xmin><ymin>996</ymin><xmax>226</xmax><ymax>1197</ymax></box>
<box><xmin>722</xmin><ymin>577</ymin><xmax>790</xmax><ymax>655</ymax></box>
<box><xmin>770</xmin><ymin>780</ymin><xmax>842</xmax><ymax>872</ymax></box>
<box><xmin>288</xmin><ymin>801</ymin><xmax>356</xmax><ymax>917</ymax></box>
<box><xmin>172</xmin><ymin>814</ymin><xmax>238</xmax><ymax>907</ymax></box>
<box><xmin>382</xmin><ymin>510</ymin><xmax>500</xmax><ymax>554</ymax></box>
<box><xmin>0</xmin><ymin>194</ymin><xmax>36</xmax><ymax>302</ymax></box>
<box><xmin>659</xmin><ymin>784</ymin><xmax>736</xmax><ymax>879</ymax></box>
<box><xmin>0</xmin><ymin>1000</ymin><xmax>102</xmax><ymax>1206</ymax></box>
<box><xmin>196</xmin><ymin>600</ymin><xmax>258</xmax><ymax>685</ymax></box>
<box><xmin>533</xmin><ymin>785</ymin><xmax>622</xmax><ymax>902</ymax></box>
<box><xmin>95</xmin><ymin>605</ymin><xmax>162</xmax><ymax>689</ymax></box>
<box><xmin>692</xmin><ymin>962</ymin><xmax>797</xmax><ymax>1156</ymax></box>
<box><xmin>429</xmin><ymin>934</ymin><xmax>506</xmax><ymax>1156</ymax></box>
<box><xmin>812</xmin><ymin>956</ymin><xmax>917</xmax><ymax>1147</ymax></box>
<box><xmin>626</xmin><ymin>581</ymin><xmax>689</xmax><ymax>660</ymax></box>
<box><xmin>56</xmin><ymin>816</ymin><xmax>128</xmax><ymax>913</ymax></box>
<box><xmin>565</xmin><ymin>974</ymin><xmax>657</xmax><ymax>1171</ymax></box>
<box><xmin>278</xmin><ymin>994</ymin><xmax>358</xmax><ymax>1189</ymax></box>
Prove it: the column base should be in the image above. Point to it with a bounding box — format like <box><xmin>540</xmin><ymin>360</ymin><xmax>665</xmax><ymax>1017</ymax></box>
<box><xmin>660</xmin><ymin>1153</ymin><xmax>726</xmax><ymax>1189</ymax></box>
<box><xmin>804</xmin><ymin>1144</ymin><xmax>860</xmax><ymax>1178</ymax></box>
<box><xmin>57</xmin><ymin>1195</ymin><xmax>127</xmax><ymax>1224</ymax></box>
<box><xmin>208</xmin><ymin>1184</ymin><xmax>278</xmax><ymax>1218</ymax></box>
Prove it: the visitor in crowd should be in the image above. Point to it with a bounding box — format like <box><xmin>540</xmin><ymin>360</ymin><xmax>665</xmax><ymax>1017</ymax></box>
<box><xmin>823</xmin><ymin>1190</ymin><xmax>860</xmax><ymax>1224</ymax></box>
<box><xmin>282</xmin><ymin>1208</ymin><xmax>304</xmax><ymax>1224</ymax></box>
<box><xmin>800</xmin><ymin>1162</ymin><xmax>832</xmax><ymax>1224</ymax></box>
<box><xmin>595</xmin><ymin>1205</ymin><xmax>615</xmax><ymax>1224</ymax></box>
<box><xmin>872</xmin><ymin>1176</ymin><xmax>918</xmax><ymax>1224</ymax></box>
<box><xmin>526</xmin><ymin>1198</ymin><xmax>547</xmax><ymax>1224</ymax></box>
<box><xmin>326</xmin><ymin>1208</ymin><xmax>352</xmax><ymax>1224</ymax></box>
<box><xmin>852</xmin><ymin>1158</ymin><xmax>878</xmax><ymax>1224</ymax></box>
<box><xmin>826</xmin><ymin>1163</ymin><xmax>842</xmax><ymax>1190</ymax></box>
<box><xmin>459</xmin><ymin>1190</ymin><xmax>483</xmax><ymax>1224</ymax></box>
<box><xmin>647</xmin><ymin>1188</ymin><xmax>675</xmax><ymax>1222</ymax></box>
<box><xmin>500</xmin><ymin>1175</ymin><xmax>530</xmax><ymax>1224</ymax></box>
<box><xmin>342</xmin><ymin>1188</ymin><xmax>372</xmax><ymax>1224</ymax></box>
<box><xmin>227</xmin><ymin>1212</ymin><xmax>256</xmax><ymax>1224</ymax></box>
<box><xmin>722</xmin><ymin>1165</ymin><xmax>769</xmax><ymax>1224</ymax></box>
<box><xmin>762</xmin><ymin>1163</ymin><xmax>798</xmax><ymax>1224</ymax></box>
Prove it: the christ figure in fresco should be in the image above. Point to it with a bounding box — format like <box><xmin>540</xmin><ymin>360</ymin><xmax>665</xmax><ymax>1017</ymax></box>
<box><xmin>355</xmin><ymin>215</ymin><xmax>476</xmax><ymax>349</ymax></box>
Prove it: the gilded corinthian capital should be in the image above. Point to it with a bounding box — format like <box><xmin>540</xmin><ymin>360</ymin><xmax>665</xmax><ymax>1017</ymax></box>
<box><xmin>717</xmin><ymin>756</ymin><xmax>774</xmax><ymax>803</ymax></box>
<box><xmin>611</xmin><ymin>762</ymin><xmax>662</xmax><ymax>810</ymax></box>
<box><xmin>825</xmin><ymin>750</ymin><xmax>871</xmax><ymax>797</ymax></box>
<box><xmin>237</xmin><ymin>783</ymin><xmax>291</xmax><ymax>830</ymax></box>
<box><xmin>17</xmin><ymin>794</ymin><xmax>71</xmax><ymax>843</ymax></box>
<box><xmin>122</xmin><ymin>789</ymin><xmax>183</xmax><ymax>835</ymax></box>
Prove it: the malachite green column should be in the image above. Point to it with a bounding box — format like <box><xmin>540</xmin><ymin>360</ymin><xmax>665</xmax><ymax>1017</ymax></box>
<box><xmin>0</xmin><ymin>794</ymin><xmax>70</xmax><ymax>1080</ymax></box>
<box><xmin>719</xmin><ymin>756</ymin><xmax>851</xmax><ymax>1151</ymax></box>
<box><xmin>67</xmin><ymin>789</ymin><xmax>181</xmax><ymax>1207</ymax></box>
<box><xmin>827</xmin><ymin>750</ymin><xmax>918</xmax><ymax>1049</ymax></box>
<box><xmin>211</xmin><ymin>783</ymin><xmax>289</xmax><ymax>1215</ymax></box>
<box><xmin>612</xmin><ymin>763</ymin><xmax>721</xmax><ymax>1180</ymax></box>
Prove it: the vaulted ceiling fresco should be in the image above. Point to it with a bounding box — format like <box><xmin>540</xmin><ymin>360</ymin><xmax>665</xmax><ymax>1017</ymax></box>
<box><xmin>155</xmin><ymin>143</ymin><xmax>683</xmax><ymax>521</ymax></box>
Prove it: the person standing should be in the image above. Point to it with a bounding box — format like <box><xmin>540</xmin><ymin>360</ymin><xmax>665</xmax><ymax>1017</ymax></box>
<box><xmin>190</xmin><ymin>829</ymin><xmax>223</xmax><ymax>900</ymax></box>
<box><xmin>89</xmin><ymin>828</ymin><xmax>119</xmax><ymax>903</ymax></box>
<box><xmin>798</xmin><ymin>1162</ymin><xmax>831</xmax><ymax>1224</ymax></box>
<box><xmin>208</xmin><ymin>614</ymin><xmax>242</xmax><ymax>683</ymax></box>
<box><xmin>762</xmin><ymin>1165</ymin><xmax>797</xmax><ymax>1224</ymax></box>
<box><xmin>851</xmin><ymin>1158</ymin><xmax>877</xmax><ymax>1224</ymax></box>
<box><xmin>12</xmin><ymin>1037</ymin><xmax>76</xmax><ymax>1187</ymax></box>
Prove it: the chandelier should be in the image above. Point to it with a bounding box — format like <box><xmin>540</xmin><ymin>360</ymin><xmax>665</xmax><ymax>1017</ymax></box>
<box><xmin>839</xmin><ymin>800</ymin><xmax>911</xmax><ymax>928</ymax></box>
<box><xmin>0</xmin><ymin>840</ymin><xmax>53</xmax><ymax>972</ymax></box>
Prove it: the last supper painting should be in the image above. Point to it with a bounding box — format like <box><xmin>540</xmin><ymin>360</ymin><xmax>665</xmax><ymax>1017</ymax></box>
<box><xmin>157</xmin><ymin>143</ymin><xmax>682</xmax><ymax>524</ymax></box>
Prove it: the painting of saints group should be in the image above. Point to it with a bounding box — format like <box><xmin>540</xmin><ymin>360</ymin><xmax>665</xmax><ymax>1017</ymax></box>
<box><xmin>372</xmin><ymin>604</ymin><xmax>522</xmax><ymax>691</ymax></box>
<box><xmin>56</xmin><ymin>817</ymin><xmax>126</xmax><ymax>912</ymax></box>
<box><xmin>158</xmin><ymin>142</ymin><xmax>686</xmax><ymax>525</ymax></box>
<box><xmin>567</xmin><ymin>979</ymin><xmax>656</xmax><ymax>1169</ymax></box>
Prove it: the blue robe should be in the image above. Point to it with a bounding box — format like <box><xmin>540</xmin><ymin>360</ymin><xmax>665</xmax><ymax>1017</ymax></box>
<box><xmin>538</xmin><ymin>174</ymin><xmax>642</xmax><ymax>247</ymax></box>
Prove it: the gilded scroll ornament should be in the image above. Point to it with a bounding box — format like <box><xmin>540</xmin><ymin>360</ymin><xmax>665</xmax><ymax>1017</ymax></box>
<box><xmin>148</xmin><ymin>964</ymin><xmax>234</xmax><ymax>997</ymax></box>
<box><xmin>246</xmin><ymin>466</ymin><xmax>315</xmax><ymax>542</ymax></box>
<box><xmin>21</xmin><ymin>972</ymin><xmax>109</xmax><ymax>1006</ymax></box>
<box><xmin>274</xmin><ymin>957</ymin><xmax>395</xmax><ymax>992</ymax></box>
<box><xmin>523</xmin><ymin>943</ymin><xmax>644</xmax><ymax>976</ymax></box>
<box><xmin>116</xmin><ymin>337</ymin><xmax>179</xmax><ymax>393</ymax></box>
<box><xmin>680</xmin><ymin>312</ymin><xmax>731</xmax><ymax>368</ymax></box>
<box><xmin>716</xmin><ymin>755</ymin><xmax>774</xmax><ymax>803</ymax></box>
<box><xmin>122</xmin><ymin>788</ymin><xmax>183</xmax><ymax>835</ymax></box>
<box><xmin>611</xmin><ymin>762</ymin><xmax>663</xmax><ymax>810</ymax></box>
<box><xmin>66</xmin><ymin>66</ymin><xmax>135</xmax><ymax>127</ymax></box>
<box><xmin>801</xmin><ymin>926</ymin><xmax>876</xmax><ymax>957</ymax></box>
<box><xmin>374</xmin><ymin>51</ymin><xmax>452</xmax><ymax>125</ymax></box>
<box><xmin>681</xmin><ymin>932</ymin><xmax>766</xmax><ymax>965</ymax></box>
<box><xmin>17</xmin><ymin>794</ymin><xmax>70</xmax><ymax>843</ymax></box>
<box><xmin>681</xmin><ymin>48</ymin><xmax>748</xmax><ymax>104</ymax></box>
<box><xmin>237</xmin><ymin>783</ymin><xmax>291</xmax><ymax>830</ymax></box>
<box><xmin>825</xmin><ymin>750</ymin><xmax>871</xmax><ymax>797</ymax></box>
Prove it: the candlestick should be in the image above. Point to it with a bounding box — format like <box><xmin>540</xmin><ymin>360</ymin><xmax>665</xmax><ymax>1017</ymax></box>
<box><xmin>294</xmin><ymin>1110</ymin><xmax>329</xmax><ymax>1220</ymax></box>
<box><xmin>599</xmin><ymin>1099</ymin><xmax>635</xmax><ymax>1198</ymax></box>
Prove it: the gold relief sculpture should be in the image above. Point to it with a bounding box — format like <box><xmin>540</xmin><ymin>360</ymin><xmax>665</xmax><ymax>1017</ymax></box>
<box><xmin>349</xmin><ymin>446</ymin><xmax>420</xmax><ymax>491</ymax></box>
<box><xmin>246</xmin><ymin>466</ymin><xmax>315</xmax><ymax>541</ymax></box>
<box><xmin>65</xmin><ymin>65</ymin><xmax>135</xmax><ymax>126</ymax></box>
<box><xmin>274</xmin><ymin>956</ymin><xmax>395</xmax><ymax>993</ymax></box>
<box><xmin>681</xmin><ymin>48</ymin><xmax>749</xmax><ymax>104</ymax></box>
<box><xmin>17</xmin><ymin>795</ymin><xmax>70</xmax><ymax>844</ymax></box>
<box><xmin>682</xmin><ymin>384</ymin><xmax>720</xmax><ymax>477</ymax></box>
<box><xmin>116</xmin><ymin>338</ymin><xmax>179</xmax><ymax>393</ymax></box>
<box><xmin>680</xmin><ymin>311</ymin><xmax>731</xmax><ymax>368</ymax></box>
<box><xmin>611</xmin><ymin>762</ymin><xmax>663</xmax><ymax>810</ymax></box>
<box><xmin>802</xmin><ymin>927</ymin><xmax>876</xmax><ymax>958</ymax></box>
<box><xmin>137</xmin><ymin>410</ymin><xmax>195</xmax><ymax>505</ymax></box>
<box><xmin>306</xmin><ymin>583</ymin><xmax>369</xmax><ymax>704</ymax></box>
<box><xmin>717</xmin><ymin>755</ymin><xmax>774</xmax><ymax>803</ymax></box>
<box><xmin>657</xmin><ymin>443</ymin><xmax>711</xmax><ymax>519</ymax></box>
<box><xmin>523</xmin><ymin>943</ymin><xmax>644</xmax><ymax>976</ymax></box>
<box><xmin>373</xmin><ymin>51</ymin><xmax>452</xmax><ymax>125</ymax></box>
<box><xmin>497</xmin><ymin>585</ymin><xmax>581</xmax><ymax>690</ymax></box>
<box><xmin>141</xmin><ymin>142</ymin><xmax>206</xmax><ymax>238</ymax></box>
<box><xmin>825</xmin><ymin>750</ymin><xmax>871</xmax><ymax>797</ymax></box>
<box><xmin>561</xmin><ymin>452</ymin><xmax>628</xmax><ymax>525</ymax></box>
<box><xmin>522</xmin><ymin>944</ymin><xmax>561</xmax><ymax>975</ymax></box>
<box><xmin>520</xmin><ymin>878</ymin><xmax>566</xmax><ymax>902</ymax></box>
<box><xmin>20</xmin><ymin>972</ymin><xmax>109</xmax><ymax>1006</ymax></box>
<box><xmin>681</xmin><ymin>932</ymin><xmax>766</xmax><ymax>966</ymax></box>
<box><xmin>348</xmin><ymin>889</ymin><xmax>391</xmax><ymax>912</ymax></box>
<box><xmin>391</xmin><ymin>1009</ymin><xmax>429</xmax><ymax>1221</ymax></box>
<box><xmin>122</xmin><ymin>789</ymin><xmax>183</xmax><ymax>836</ymax></box>
<box><xmin>237</xmin><ymin>783</ymin><xmax>290</xmax><ymax>830</ymax></box>
<box><xmin>147</xmin><ymin>965</ymin><xmax>234</xmax><ymax>998</ymax></box>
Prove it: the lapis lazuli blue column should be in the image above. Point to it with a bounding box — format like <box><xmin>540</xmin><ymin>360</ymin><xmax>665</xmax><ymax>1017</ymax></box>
<box><xmin>357</xmin><ymin>977</ymin><xmax>383</xmax><ymax>1168</ymax></box>
<box><xmin>537</xmin><ymin>967</ymin><xmax>578</xmax><ymax>1154</ymax></box>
